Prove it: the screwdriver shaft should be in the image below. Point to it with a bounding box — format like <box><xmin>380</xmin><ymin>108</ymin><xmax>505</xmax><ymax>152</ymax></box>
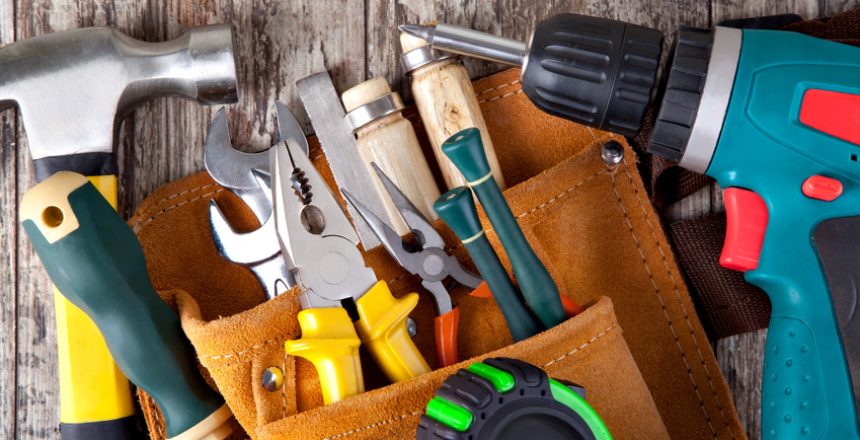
<box><xmin>400</xmin><ymin>24</ymin><xmax>527</xmax><ymax>66</ymax></box>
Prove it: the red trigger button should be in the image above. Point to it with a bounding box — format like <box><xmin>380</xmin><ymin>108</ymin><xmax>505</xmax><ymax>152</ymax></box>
<box><xmin>720</xmin><ymin>188</ymin><xmax>768</xmax><ymax>272</ymax></box>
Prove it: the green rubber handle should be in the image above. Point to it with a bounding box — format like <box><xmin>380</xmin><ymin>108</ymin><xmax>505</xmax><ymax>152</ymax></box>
<box><xmin>20</xmin><ymin>177</ymin><xmax>224</xmax><ymax>438</ymax></box>
<box><xmin>434</xmin><ymin>187</ymin><xmax>542</xmax><ymax>341</ymax></box>
<box><xmin>442</xmin><ymin>128</ymin><xmax>566</xmax><ymax>329</ymax></box>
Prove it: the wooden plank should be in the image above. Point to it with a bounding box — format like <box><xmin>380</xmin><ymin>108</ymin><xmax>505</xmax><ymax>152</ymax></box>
<box><xmin>0</xmin><ymin>2</ymin><xmax>18</xmax><ymax>438</ymax></box>
<box><xmin>712</xmin><ymin>0</ymin><xmax>824</xmax><ymax>21</ymax></box>
<box><xmin>715</xmin><ymin>329</ymin><xmax>768</xmax><ymax>440</ymax></box>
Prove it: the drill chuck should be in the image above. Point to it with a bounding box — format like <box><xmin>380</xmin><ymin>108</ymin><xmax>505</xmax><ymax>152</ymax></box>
<box><xmin>522</xmin><ymin>14</ymin><xmax>662</xmax><ymax>136</ymax></box>
<box><xmin>402</xmin><ymin>14</ymin><xmax>663</xmax><ymax>136</ymax></box>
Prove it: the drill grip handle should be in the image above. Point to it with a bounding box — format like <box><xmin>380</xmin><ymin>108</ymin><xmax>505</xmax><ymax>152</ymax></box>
<box><xmin>20</xmin><ymin>173</ymin><xmax>229</xmax><ymax>439</ymax></box>
<box><xmin>750</xmin><ymin>231</ymin><xmax>859</xmax><ymax>439</ymax></box>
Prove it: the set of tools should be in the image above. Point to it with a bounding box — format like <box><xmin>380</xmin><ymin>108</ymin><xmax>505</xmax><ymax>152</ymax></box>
<box><xmin>7</xmin><ymin>8</ymin><xmax>860</xmax><ymax>440</ymax></box>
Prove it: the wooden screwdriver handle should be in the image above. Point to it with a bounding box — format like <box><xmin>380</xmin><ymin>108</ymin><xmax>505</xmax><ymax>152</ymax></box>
<box><xmin>401</xmin><ymin>32</ymin><xmax>506</xmax><ymax>191</ymax></box>
<box><xmin>342</xmin><ymin>77</ymin><xmax>441</xmax><ymax>235</ymax></box>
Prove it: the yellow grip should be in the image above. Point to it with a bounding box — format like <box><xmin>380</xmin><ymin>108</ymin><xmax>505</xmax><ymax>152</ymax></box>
<box><xmin>284</xmin><ymin>307</ymin><xmax>363</xmax><ymax>404</ymax></box>
<box><xmin>56</xmin><ymin>174</ymin><xmax>134</xmax><ymax>423</ymax></box>
<box><xmin>354</xmin><ymin>281</ymin><xmax>430</xmax><ymax>382</ymax></box>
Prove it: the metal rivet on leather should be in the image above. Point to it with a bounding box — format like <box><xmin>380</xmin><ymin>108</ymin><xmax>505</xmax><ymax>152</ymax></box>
<box><xmin>601</xmin><ymin>140</ymin><xmax>625</xmax><ymax>166</ymax></box>
<box><xmin>262</xmin><ymin>366</ymin><xmax>284</xmax><ymax>392</ymax></box>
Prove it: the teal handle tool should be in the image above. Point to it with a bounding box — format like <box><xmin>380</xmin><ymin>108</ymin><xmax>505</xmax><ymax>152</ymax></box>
<box><xmin>434</xmin><ymin>186</ymin><xmax>542</xmax><ymax>341</ymax></box>
<box><xmin>442</xmin><ymin>128</ymin><xmax>566</xmax><ymax>329</ymax></box>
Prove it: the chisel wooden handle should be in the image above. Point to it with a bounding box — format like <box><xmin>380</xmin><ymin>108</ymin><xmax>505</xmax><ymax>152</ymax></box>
<box><xmin>434</xmin><ymin>186</ymin><xmax>542</xmax><ymax>341</ymax></box>
<box><xmin>401</xmin><ymin>32</ymin><xmax>505</xmax><ymax>190</ymax></box>
<box><xmin>342</xmin><ymin>77</ymin><xmax>440</xmax><ymax>235</ymax></box>
<box><xmin>20</xmin><ymin>172</ymin><xmax>232</xmax><ymax>440</ymax></box>
<box><xmin>442</xmin><ymin>129</ymin><xmax>566</xmax><ymax>329</ymax></box>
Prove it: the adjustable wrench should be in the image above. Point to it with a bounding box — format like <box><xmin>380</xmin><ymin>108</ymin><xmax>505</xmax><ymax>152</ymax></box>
<box><xmin>204</xmin><ymin>102</ymin><xmax>306</xmax><ymax>298</ymax></box>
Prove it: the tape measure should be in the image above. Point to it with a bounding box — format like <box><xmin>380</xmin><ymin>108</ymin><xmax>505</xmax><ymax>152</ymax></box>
<box><xmin>416</xmin><ymin>358</ymin><xmax>611</xmax><ymax>440</ymax></box>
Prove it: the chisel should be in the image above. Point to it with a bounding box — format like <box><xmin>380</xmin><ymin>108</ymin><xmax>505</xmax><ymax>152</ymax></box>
<box><xmin>20</xmin><ymin>172</ymin><xmax>233</xmax><ymax>440</ymax></box>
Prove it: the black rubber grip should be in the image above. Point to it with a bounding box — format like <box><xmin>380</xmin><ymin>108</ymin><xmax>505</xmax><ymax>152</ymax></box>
<box><xmin>60</xmin><ymin>416</ymin><xmax>143</xmax><ymax>440</ymax></box>
<box><xmin>813</xmin><ymin>216</ymin><xmax>860</xmax><ymax>412</ymax></box>
<box><xmin>522</xmin><ymin>14</ymin><xmax>662</xmax><ymax>136</ymax></box>
<box><xmin>33</xmin><ymin>152</ymin><xmax>117</xmax><ymax>182</ymax></box>
<box><xmin>647</xmin><ymin>27</ymin><xmax>714</xmax><ymax>162</ymax></box>
<box><xmin>416</xmin><ymin>358</ymin><xmax>595</xmax><ymax>440</ymax></box>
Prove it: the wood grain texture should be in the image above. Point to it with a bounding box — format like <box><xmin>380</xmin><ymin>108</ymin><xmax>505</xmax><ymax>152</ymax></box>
<box><xmin>0</xmin><ymin>4</ymin><xmax>17</xmax><ymax>438</ymax></box>
<box><xmin>1</xmin><ymin>0</ymin><xmax>856</xmax><ymax>438</ymax></box>
<box><xmin>407</xmin><ymin>57</ymin><xmax>506</xmax><ymax>190</ymax></box>
<box><xmin>343</xmin><ymin>77</ymin><xmax>442</xmax><ymax>233</ymax></box>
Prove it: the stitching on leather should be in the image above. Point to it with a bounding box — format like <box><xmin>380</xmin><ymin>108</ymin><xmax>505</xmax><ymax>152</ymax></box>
<box><xmin>281</xmin><ymin>350</ymin><xmax>289</xmax><ymax>419</ymax></box>
<box><xmin>198</xmin><ymin>337</ymin><xmax>281</xmax><ymax>361</ymax></box>
<box><xmin>137</xmin><ymin>186</ymin><xmax>225</xmax><ymax>229</ymax></box>
<box><xmin>542</xmin><ymin>322</ymin><xmax>616</xmax><ymax>367</ymax></box>
<box><xmin>515</xmin><ymin>169</ymin><xmax>607</xmax><ymax>220</ymax></box>
<box><xmin>323</xmin><ymin>411</ymin><xmax>424</xmax><ymax>440</ymax></box>
<box><xmin>478</xmin><ymin>89</ymin><xmax>524</xmax><ymax>104</ymax></box>
<box><xmin>607</xmin><ymin>157</ymin><xmax>719</xmax><ymax>439</ymax></box>
<box><xmin>618</xmin><ymin>158</ymin><xmax>734</xmax><ymax>437</ymax></box>
<box><xmin>137</xmin><ymin>182</ymin><xmax>219</xmax><ymax>219</ymax></box>
<box><xmin>474</xmin><ymin>78</ymin><xmax>521</xmax><ymax>97</ymax></box>
<box><xmin>322</xmin><ymin>323</ymin><xmax>612</xmax><ymax>439</ymax></box>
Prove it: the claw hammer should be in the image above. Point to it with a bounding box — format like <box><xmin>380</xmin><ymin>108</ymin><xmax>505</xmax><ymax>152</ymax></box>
<box><xmin>0</xmin><ymin>25</ymin><xmax>238</xmax><ymax>439</ymax></box>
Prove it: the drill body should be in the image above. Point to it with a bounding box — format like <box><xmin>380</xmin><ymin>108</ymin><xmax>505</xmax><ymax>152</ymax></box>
<box><xmin>652</xmin><ymin>27</ymin><xmax>860</xmax><ymax>439</ymax></box>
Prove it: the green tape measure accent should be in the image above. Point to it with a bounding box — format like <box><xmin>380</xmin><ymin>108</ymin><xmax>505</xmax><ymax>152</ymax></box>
<box><xmin>549</xmin><ymin>379</ymin><xmax>612</xmax><ymax>440</ymax></box>
<box><xmin>468</xmin><ymin>362</ymin><xmax>515</xmax><ymax>393</ymax></box>
<box><xmin>426</xmin><ymin>397</ymin><xmax>474</xmax><ymax>432</ymax></box>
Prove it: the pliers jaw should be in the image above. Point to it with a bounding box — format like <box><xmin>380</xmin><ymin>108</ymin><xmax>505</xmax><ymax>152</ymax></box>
<box><xmin>270</xmin><ymin>135</ymin><xmax>376</xmax><ymax>309</ymax></box>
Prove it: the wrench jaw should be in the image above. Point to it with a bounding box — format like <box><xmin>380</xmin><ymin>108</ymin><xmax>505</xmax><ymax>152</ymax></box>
<box><xmin>208</xmin><ymin>198</ymin><xmax>294</xmax><ymax>299</ymax></box>
<box><xmin>204</xmin><ymin>107</ymin><xmax>272</xmax><ymax>219</ymax></box>
<box><xmin>205</xmin><ymin>103</ymin><xmax>307</xmax><ymax>299</ymax></box>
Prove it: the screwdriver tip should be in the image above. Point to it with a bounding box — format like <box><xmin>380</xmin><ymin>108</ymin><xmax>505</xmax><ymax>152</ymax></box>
<box><xmin>399</xmin><ymin>24</ymin><xmax>433</xmax><ymax>41</ymax></box>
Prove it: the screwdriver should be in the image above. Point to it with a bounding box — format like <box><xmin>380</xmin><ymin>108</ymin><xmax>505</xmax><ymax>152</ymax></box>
<box><xmin>442</xmin><ymin>128</ymin><xmax>566</xmax><ymax>329</ymax></box>
<box><xmin>400</xmin><ymin>14</ymin><xmax>663</xmax><ymax>135</ymax></box>
<box><xmin>434</xmin><ymin>186</ymin><xmax>542</xmax><ymax>341</ymax></box>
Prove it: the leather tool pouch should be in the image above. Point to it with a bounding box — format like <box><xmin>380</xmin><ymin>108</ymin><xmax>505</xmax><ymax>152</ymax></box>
<box><xmin>130</xmin><ymin>69</ymin><xmax>745</xmax><ymax>439</ymax></box>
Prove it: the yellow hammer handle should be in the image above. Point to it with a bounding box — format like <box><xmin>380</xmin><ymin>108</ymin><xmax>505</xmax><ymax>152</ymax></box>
<box><xmin>354</xmin><ymin>281</ymin><xmax>430</xmax><ymax>382</ymax></box>
<box><xmin>284</xmin><ymin>307</ymin><xmax>364</xmax><ymax>404</ymax></box>
<box><xmin>57</xmin><ymin>175</ymin><xmax>135</xmax><ymax>427</ymax></box>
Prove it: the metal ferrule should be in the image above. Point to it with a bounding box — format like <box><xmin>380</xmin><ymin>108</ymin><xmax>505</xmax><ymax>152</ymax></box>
<box><xmin>430</xmin><ymin>24</ymin><xmax>527</xmax><ymax>66</ymax></box>
<box><xmin>401</xmin><ymin>46</ymin><xmax>455</xmax><ymax>73</ymax></box>
<box><xmin>344</xmin><ymin>92</ymin><xmax>405</xmax><ymax>132</ymax></box>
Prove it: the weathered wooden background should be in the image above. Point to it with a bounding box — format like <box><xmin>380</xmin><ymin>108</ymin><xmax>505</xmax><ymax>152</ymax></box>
<box><xmin>1</xmin><ymin>0</ymin><xmax>857</xmax><ymax>438</ymax></box>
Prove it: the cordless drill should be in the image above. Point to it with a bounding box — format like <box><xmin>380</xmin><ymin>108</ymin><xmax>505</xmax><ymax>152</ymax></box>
<box><xmin>649</xmin><ymin>26</ymin><xmax>860</xmax><ymax>439</ymax></box>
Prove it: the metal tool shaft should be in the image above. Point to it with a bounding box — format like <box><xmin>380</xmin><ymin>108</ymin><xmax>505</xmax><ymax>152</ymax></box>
<box><xmin>400</xmin><ymin>24</ymin><xmax>526</xmax><ymax>67</ymax></box>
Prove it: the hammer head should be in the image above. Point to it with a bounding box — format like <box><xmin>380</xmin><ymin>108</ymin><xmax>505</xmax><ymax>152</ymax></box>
<box><xmin>0</xmin><ymin>24</ymin><xmax>238</xmax><ymax>173</ymax></box>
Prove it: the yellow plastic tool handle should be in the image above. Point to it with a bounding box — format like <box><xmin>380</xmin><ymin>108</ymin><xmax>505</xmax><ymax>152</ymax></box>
<box><xmin>57</xmin><ymin>175</ymin><xmax>136</xmax><ymax>433</ymax></box>
<box><xmin>354</xmin><ymin>281</ymin><xmax>431</xmax><ymax>382</ymax></box>
<box><xmin>284</xmin><ymin>307</ymin><xmax>364</xmax><ymax>404</ymax></box>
